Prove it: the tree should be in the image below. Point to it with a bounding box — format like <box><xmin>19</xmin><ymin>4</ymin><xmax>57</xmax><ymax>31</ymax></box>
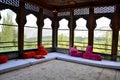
<box><xmin>1</xmin><ymin>12</ymin><xmax>17</xmax><ymax>46</ymax></box>
<box><xmin>58</xmin><ymin>33</ymin><xmax>64</xmax><ymax>41</ymax></box>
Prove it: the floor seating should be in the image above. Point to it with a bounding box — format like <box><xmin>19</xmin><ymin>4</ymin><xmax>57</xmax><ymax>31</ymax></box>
<box><xmin>23</xmin><ymin>51</ymin><xmax>36</xmax><ymax>59</ymax></box>
<box><xmin>83</xmin><ymin>46</ymin><xmax>102</xmax><ymax>61</ymax></box>
<box><xmin>37</xmin><ymin>45</ymin><xmax>48</xmax><ymax>55</ymax></box>
<box><xmin>70</xmin><ymin>46</ymin><xmax>102</xmax><ymax>61</ymax></box>
<box><xmin>0</xmin><ymin>52</ymin><xmax>120</xmax><ymax>74</ymax></box>
<box><xmin>70</xmin><ymin>46</ymin><xmax>83</xmax><ymax>57</ymax></box>
<box><xmin>23</xmin><ymin>45</ymin><xmax>48</xmax><ymax>59</ymax></box>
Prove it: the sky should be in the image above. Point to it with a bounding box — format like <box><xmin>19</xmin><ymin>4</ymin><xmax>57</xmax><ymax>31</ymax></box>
<box><xmin>25</xmin><ymin>14</ymin><xmax>37</xmax><ymax>38</ymax></box>
<box><xmin>0</xmin><ymin>9</ymin><xmax>112</xmax><ymax>38</ymax></box>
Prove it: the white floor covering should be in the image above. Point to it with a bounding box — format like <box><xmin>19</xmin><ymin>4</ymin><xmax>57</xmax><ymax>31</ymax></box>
<box><xmin>0</xmin><ymin>52</ymin><xmax>120</xmax><ymax>74</ymax></box>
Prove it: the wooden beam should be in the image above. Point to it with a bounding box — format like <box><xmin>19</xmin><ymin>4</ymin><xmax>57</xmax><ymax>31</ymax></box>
<box><xmin>17</xmin><ymin>0</ymin><xmax>26</xmax><ymax>58</ymax></box>
<box><xmin>25</xmin><ymin>0</ymin><xmax>54</xmax><ymax>10</ymax></box>
<box><xmin>56</xmin><ymin>0</ymin><xmax>120</xmax><ymax>10</ymax></box>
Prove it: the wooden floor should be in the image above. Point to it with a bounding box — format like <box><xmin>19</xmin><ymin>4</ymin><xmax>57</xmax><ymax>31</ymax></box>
<box><xmin>0</xmin><ymin>60</ymin><xmax>120</xmax><ymax>80</ymax></box>
<box><xmin>115</xmin><ymin>70</ymin><xmax>120</xmax><ymax>80</ymax></box>
<box><xmin>0</xmin><ymin>52</ymin><xmax>120</xmax><ymax>80</ymax></box>
<box><xmin>98</xmin><ymin>69</ymin><xmax>120</xmax><ymax>80</ymax></box>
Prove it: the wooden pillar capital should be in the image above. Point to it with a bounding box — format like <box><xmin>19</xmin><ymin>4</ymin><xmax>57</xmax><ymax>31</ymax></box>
<box><xmin>111</xmin><ymin>5</ymin><xmax>120</xmax><ymax>30</ymax></box>
<box><xmin>87</xmin><ymin>7</ymin><xmax>96</xmax><ymax>30</ymax></box>
<box><xmin>52</xmin><ymin>12</ymin><xmax>59</xmax><ymax>29</ymax></box>
<box><xmin>16</xmin><ymin>0</ymin><xmax>26</xmax><ymax>25</ymax></box>
<box><xmin>37</xmin><ymin>8</ymin><xmax>44</xmax><ymax>28</ymax></box>
<box><xmin>16</xmin><ymin>14</ymin><xmax>26</xmax><ymax>26</ymax></box>
<box><xmin>68</xmin><ymin>9</ymin><xmax>75</xmax><ymax>29</ymax></box>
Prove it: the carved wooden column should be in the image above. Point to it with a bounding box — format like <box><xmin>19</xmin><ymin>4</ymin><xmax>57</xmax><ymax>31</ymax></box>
<box><xmin>37</xmin><ymin>8</ymin><xmax>44</xmax><ymax>46</ymax></box>
<box><xmin>52</xmin><ymin>12</ymin><xmax>59</xmax><ymax>51</ymax></box>
<box><xmin>111</xmin><ymin>5</ymin><xmax>120</xmax><ymax>61</ymax></box>
<box><xmin>87</xmin><ymin>7</ymin><xmax>96</xmax><ymax>46</ymax></box>
<box><xmin>69</xmin><ymin>9</ymin><xmax>75</xmax><ymax>48</ymax></box>
<box><xmin>17</xmin><ymin>0</ymin><xmax>26</xmax><ymax>58</ymax></box>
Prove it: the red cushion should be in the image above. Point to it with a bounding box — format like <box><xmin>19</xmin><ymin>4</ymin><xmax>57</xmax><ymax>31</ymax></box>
<box><xmin>38</xmin><ymin>45</ymin><xmax>44</xmax><ymax>51</ymax></box>
<box><xmin>90</xmin><ymin>54</ymin><xmax>102</xmax><ymax>61</ymax></box>
<box><xmin>83</xmin><ymin>53</ymin><xmax>92</xmax><ymax>59</ymax></box>
<box><xmin>83</xmin><ymin>53</ymin><xmax>102</xmax><ymax>61</ymax></box>
<box><xmin>70</xmin><ymin>46</ymin><xmax>83</xmax><ymax>57</ymax></box>
<box><xmin>37</xmin><ymin>45</ymin><xmax>48</xmax><ymax>55</ymax></box>
<box><xmin>34</xmin><ymin>55</ymin><xmax>45</xmax><ymax>59</ymax></box>
<box><xmin>0</xmin><ymin>56</ymin><xmax>8</xmax><ymax>64</ymax></box>
<box><xmin>38</xmin><ymin>50</ymin><xmax>48</xmax><ymax>55</ymax></box>
<box><xmin>23</xmin><ymin>51</ymin><xmax>36</xmax><ymax>59</ymax></box>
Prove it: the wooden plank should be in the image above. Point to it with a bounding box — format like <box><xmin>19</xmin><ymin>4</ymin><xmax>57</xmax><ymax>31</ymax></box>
<box><xmin>98</xmin><ymin>69</ymin><xmax>116</xmax><ymax>80</ymax></box>
<box><xmin>116</xmin><ymin>70</ymin><xmax>120</xmax><ymax>80</ymax></box>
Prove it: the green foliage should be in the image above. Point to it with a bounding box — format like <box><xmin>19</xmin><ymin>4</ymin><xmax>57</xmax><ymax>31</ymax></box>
<box><xmin>74</xmin><ymin>37</ymin><xmax>87</xmax><ymax>42</ymax></box>
<box><xmin>24</xmin><ymin>37</ymin><xmax>37</xmax><ymax>50</ymax></box>
<box><xmin>93</xmin><ymin>31</ymin><xmax>112</xmax><ymax>54</ymax></box>
<box><xmin>57</xmin><ymin>33</ymin><xmax>69</xmax><ymax>48</ymax></box>
<box><xmin>1</xmin><ymin>13</ymin><xmax>16</xmax><ymax>42</ymax></box>
<box><xmin>0</xmin><ymin>11</ymin><xmax>18</xmax><ymax>51</ymax></box>
<box><xmin>58</xmin><ymin>33</ymin><xmax>69</xmax><ymax>41</ymax></box>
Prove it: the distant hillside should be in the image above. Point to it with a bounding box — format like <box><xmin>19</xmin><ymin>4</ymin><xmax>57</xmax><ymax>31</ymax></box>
<box><xmin>26</xmin><ymin>36</ymin><xmax>52</xmax><ymax>41</ymax></box>
<box><xmin>26</xmin><ymin>37</ymin><xmax>36</xmax><ymax>41</ymax></box>
<box><xmin>75</xmin><ymin>37</ymin><xmax>87</xmax><ymax>42</ymax></box>
<box><xmin>42</xmin><ymin>36</ymin><xmax>52</xmax><ymax>40</ymax></box>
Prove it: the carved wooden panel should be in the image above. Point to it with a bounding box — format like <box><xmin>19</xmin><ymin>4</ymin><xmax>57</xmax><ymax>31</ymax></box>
<box><xmin>0</xmin><ymin>0</ymin><xmax>19</xmax><ymax>7</ymax></box>
<box><xmin>94</xmin><ymin>6</ymin><xmax>115</xmax><ymax>14</ymax></box>
<box><xmin>74</xmin><ymin>8</ymin><xmax>89</xmax><ymax>15</ymax></box>
<box><xmin>43</xmin><ymin>9</ymin><xmax>53</xmax><ymax>17</ymax></box>
<box><xmin>25</xmin><ymin>3</ymin><xmax>39</xmax><ymax>12</ymax></box>
<box><xmin>58</xmin><ymin>11</ymin><xmax>70</xmax><ymax>16</ymax></box>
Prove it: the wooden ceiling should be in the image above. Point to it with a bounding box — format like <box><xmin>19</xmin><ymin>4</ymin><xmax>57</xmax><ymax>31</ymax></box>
<box><xmin>27</xmin><ymin>0</ymin><xmax>120</xmax><ymax>11</ymax></box>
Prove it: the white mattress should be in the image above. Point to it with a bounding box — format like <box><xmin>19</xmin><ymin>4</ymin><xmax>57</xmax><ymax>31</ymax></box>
<box><xmin>0</xmin><ymin>59</ymin><xmax>30</xmax><ymax>74</ymax></box>
<box><xmin>0</xmin><ymin>52</ymin><xmax>120</xmax><ymax>74</ymax></box>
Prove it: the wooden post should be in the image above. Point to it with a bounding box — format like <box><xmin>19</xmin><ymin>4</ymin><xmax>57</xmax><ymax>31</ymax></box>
<box><xmin>69</xmin><ymin>9</ymin><xmax>75</xmax><ymax>48</ymax></box>
<box><xmin>37</xmin><ymin>8</ymin><xmax>44</xmax><ymax>46</ymax></box>
<box><xmin>87</xmin><ymin>7</ymin><xmax>96</xmax><ymax>46</ymax></box>
<box><xmin>111</xmin><ymin>5</ymin><xmax>120</xmax><ymax>61</ymax></box>
<box><xmin>0</xmin><ymin>12</ymin><xmax>1</xmax><ymax>20</ymax></box>
<box><xmin>17</xmin><ymin>0</ymin><xmax>26</xmax><ymax>58</ymax></box>
<box><xmin>52</xmin><ymin>12</ymin><xmax>59</xmax><ymax>51</ymax></box>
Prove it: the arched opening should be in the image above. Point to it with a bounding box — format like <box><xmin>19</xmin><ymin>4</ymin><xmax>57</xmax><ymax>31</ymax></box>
<box><xmin>42</xmin><ymin>18</ymin><xmax>52</xmax><ymax>47</ymax></box>
<box><xmin>74</xmin><ymin>18</ymin><xmax>88</xmax><ymax>51</ymax></box>
<box><xmin>24</xmin><ymin>14</ymin><xmax>37</xmax><ymax>50</ymax></box>
<box><xmin>0</xmin><ymin>9</ymin><xmax>18</xmax><ymax>52</ymax></box>
<box><xmin>94</xmin><ymin>17</ymin><xmax>112</xmax><ymax>54</ymax></box>
<box><xmin>58</xmin><ymin>18</ymin><xmax>69</xmax><ymax>49</ymax></box>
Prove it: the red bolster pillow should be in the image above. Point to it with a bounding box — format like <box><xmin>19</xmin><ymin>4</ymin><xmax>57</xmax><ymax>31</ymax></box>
<box><xmin>37</xmin><ymin>45</ymin><xmax>48</xmax><ymax>55</ymax></box>
<box><xmin>23</xmin><ymin>51</ymin><xmax>36</xmax><ymax>59</ymax></box>
<box><xmin>34</xmin><ymin>55</ymin><xmax>45</xmax><ymax>59</ymax></box>
<box><xmin>0</xmin><ymin>56</ymin><xmax>8</xmax><ymax>64</ymax></box>
<box><xmin>38</xmin><ymin>50</ymin><xmax>48</xmax><ymax>55</ymax></box>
